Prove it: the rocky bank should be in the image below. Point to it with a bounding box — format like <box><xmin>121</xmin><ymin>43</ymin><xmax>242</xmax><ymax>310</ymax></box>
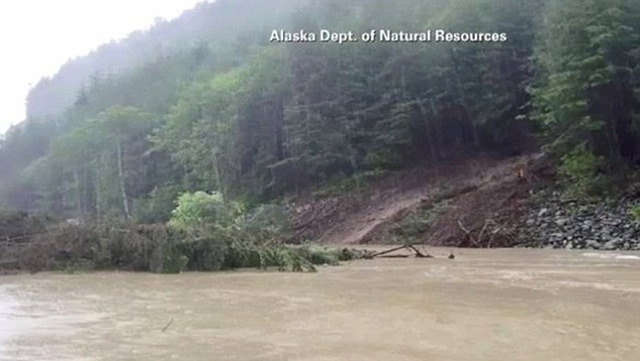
<box><xmin>517</xmin><ymin>189</ymin><xmax>640</xmax><ymax>251</ymax></box>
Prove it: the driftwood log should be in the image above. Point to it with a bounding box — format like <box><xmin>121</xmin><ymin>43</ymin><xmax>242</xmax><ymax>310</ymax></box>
<box><xmin>368</xmin><ymin>244</ymin><xmax>433</xmax><ymax>259</ymax></box>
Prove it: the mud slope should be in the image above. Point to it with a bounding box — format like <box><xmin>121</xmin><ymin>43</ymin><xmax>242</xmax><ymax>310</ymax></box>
<box><xmin>291</xmin><ymin>153</ymin><xmax>551</xmax><ymax>246</ymax></box>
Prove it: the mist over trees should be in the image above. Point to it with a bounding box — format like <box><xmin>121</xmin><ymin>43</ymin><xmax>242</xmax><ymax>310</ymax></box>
<box><xmin>1</xmin><ymin>0</ymin><xmax>639</xmax><ymax>222</ymax></box>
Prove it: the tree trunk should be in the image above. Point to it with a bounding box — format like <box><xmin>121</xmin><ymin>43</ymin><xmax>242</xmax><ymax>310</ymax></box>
<box><xmin>211</xmin><ymin>144</ymin><xmax>227</xmax><ymax>201</ymax></box>
<box><xmin>74</xmin><ymin>169</ymin><xmax>82</xmax><ymax>217</ymax></box>
<box><xmin>116</xmin><ymin>139</ymin><xmax>130</xmax><ymax>219</ymax></box>
<box><xmin>95</xmin><ymin>163</ymin><xmax>102</xmax><ymax>220</ymax></box>
<box><xmin>423</xmin><ymin>99</ymin><xmax>438</xmax><ymax>164</ymax></box>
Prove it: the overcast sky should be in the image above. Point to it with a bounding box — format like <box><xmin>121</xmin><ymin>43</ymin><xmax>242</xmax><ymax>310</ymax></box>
<box><xmin>0</xmin><ymin>0</ymin><xmax>209</xmax><ymax>135</ymax></box>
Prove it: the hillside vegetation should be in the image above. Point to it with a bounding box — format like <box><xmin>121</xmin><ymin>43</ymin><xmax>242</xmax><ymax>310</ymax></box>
<box><xmin>1</xmin><ymin>0</ymin><xmax>640</xmax><ymax>260</ymax></box>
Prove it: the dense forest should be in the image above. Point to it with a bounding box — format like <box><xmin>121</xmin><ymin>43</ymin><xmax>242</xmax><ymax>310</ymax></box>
<box><xmin>1</xmin><ymin>0</ymin><xmax>640</xmax><ymax>224</ymax></box>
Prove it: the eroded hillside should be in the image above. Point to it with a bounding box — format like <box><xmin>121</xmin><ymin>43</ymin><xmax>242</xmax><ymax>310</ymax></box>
<box><xmin>291</xmin><ymin>154</ymin><xmax>551</xmax><ymax>247</ymax></box>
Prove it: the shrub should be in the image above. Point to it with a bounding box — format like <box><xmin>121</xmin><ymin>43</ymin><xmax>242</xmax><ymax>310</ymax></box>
<box><xmin>629</xmin><ymin>205</ymin><xmax>640</xmax><ymax>222</ymax></box>
<box><xmin>169</xmin><ymin>191</ymin><xmax>235</xmax><ymax>229</ymax></box>
<box><xmin>559</xmin><ymin>143</ymin><xmax>608</xmax><ymax>197</ymax></box>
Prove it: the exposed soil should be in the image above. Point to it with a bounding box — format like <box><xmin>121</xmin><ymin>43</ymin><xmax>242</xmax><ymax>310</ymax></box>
<box><xmin>291</xmin><ymin>153</ymin><xmax>553</xmax><ymax>247</ymax></box>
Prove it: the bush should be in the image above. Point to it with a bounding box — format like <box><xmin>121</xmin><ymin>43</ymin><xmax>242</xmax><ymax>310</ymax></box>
<box><xmin>629</xmin><ymin>205</ymin><xmax>640</xmax><ymax>222</ymax></box>
<box><xmin>169</xmin><ymin>191</ymin><xmax>236</xmax><ymax>229</ymax></box>
<box><xmin>559</xmin><ymin>143</ymin><xmax>609</xmax><ymax>197</ymax></box>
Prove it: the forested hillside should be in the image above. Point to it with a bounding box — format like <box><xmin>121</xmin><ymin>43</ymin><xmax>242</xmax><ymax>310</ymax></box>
<box><xmin>25</xmin><ymin>0</ymin><xmax>308</xmax><ymax>119</ymax></box>
<box><xmin>1</xmin><ymin>0</ymin><xmax>640</xmax><ymax>225</ymax></box>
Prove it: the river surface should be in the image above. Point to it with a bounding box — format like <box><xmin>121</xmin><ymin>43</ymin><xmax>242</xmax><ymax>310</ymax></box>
<box><xmin>0</xmin><ymin>248</ymin><xmax>639</xmax><ymax>361</ymax></box>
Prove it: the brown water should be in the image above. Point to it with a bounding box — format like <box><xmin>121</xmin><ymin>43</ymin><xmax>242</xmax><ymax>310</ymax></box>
<box><xmin>1</xmin><ymin>248</ymin><xmax>639</xmax><ymax>361</ymax></box>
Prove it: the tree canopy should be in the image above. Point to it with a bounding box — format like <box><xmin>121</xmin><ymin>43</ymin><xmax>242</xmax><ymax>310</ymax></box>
<box><xmin>1</xmin><ymin>0</ymin><xmax>639</xmax><ymax>220</ymax></box>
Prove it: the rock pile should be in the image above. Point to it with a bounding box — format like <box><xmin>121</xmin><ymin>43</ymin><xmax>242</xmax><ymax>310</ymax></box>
<box><xmin>517</xmin><ymin>191</ymin><xmax>640</xmax><ymax>250</ymax></box>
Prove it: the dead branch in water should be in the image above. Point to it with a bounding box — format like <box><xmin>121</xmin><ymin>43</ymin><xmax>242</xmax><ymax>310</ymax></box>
<box><xmin>487</xmin><ymin>224</ymin><xmax>504</xmax><ymax>249</ymax></box>
<box><xmin>477</xmin><ymin>220</ymin><xmax>490</xmax><ymax>247</ymax></box>
<box><xmin>457</xmin><ymin>218</ymin><xmax>510</xmax><ymax>248</ymax></box>
<box><xmin>407</xmin><ymin>245</ymin><xmax>432</xmax><ymax>258</ymax></box>
<box><xmin>368</xmin><ymin>244</ymin><xmax>432</xmax><ymax>259</ymax></box>
<box><xmin>456</xmin><ymin>219</ymin><xmax>479</xmax><ymax>247</ymax></box>
<box><xmin>162</xmin><ymin>318</ymin><xmax>174</xmax><ymax>332</ymax></box>
<box><xmin>368</xmin><ymin>244</ymin><xmax>407</xmax><ymax>258</ymax></box>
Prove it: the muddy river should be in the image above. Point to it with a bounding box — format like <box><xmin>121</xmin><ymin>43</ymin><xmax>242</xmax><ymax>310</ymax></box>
<box><xmin>0</xmin><ymin>248</ymin><xmax>639</xmax><ymax>361</ymax></box>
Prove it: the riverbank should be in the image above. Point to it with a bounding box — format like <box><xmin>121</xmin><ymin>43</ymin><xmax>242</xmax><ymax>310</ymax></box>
<box><xmin>3</xmin><ymin>154</ymin><xmax>640</xmax><ymax>276</ymax></box>
<box><xmin>518</xmin><ymin>189</ymin><xmax>640</xmax><ymax>250</ymax></box>
<box><xmin>0</xmin><ymin>219</ymin><xmax>371</xmax><ymax>274</ymax></box>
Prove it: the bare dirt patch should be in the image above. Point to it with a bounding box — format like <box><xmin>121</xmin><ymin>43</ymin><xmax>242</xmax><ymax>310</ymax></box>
<box><xmin>290</xmin><ymin>153</ymin><xmax>552</xmax><ymax>247</ymax></box>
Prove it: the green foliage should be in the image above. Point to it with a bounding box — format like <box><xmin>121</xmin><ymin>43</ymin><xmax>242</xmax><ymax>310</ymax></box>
<box><xmin>150</xmin><ymin>68</ymin><xmax>245</xmax><ymax>197</ymax></box>
<box><xmin>2</xmin><ymin>219</ymin><xmax>376</xmax><ymax>274</ymax></box>
<box><xmin>169</xmin><ymin>191</ymin><xmax>233</xmax><ymax>230</ymax></box>
<box><xmin>533</xmin><ymin>0</ymin><xmax>640</xmax><ymax>167</ymax></box>
<box><xmin>559</xmin><ymin>143</ymin><xmax>609</xmax><ymax>197</ymax></box>
<box><xmin>223</xmin><ymin>241</ymin><xmax>317</xmax><ymax>272</ymax></box>
<box><xmin>4</xmin><ymin>0</ymin><xmax>545</xmax><ymax>215</ymax></box>
<box><xmin>628</xmin><ymin>205</ymin><xmax>640</xmax><ymax>221</ymax></box>
<box><xmin>2</xmin><ymin>0</ymin><xmax>639</xmax><ymax>229</ymax></box>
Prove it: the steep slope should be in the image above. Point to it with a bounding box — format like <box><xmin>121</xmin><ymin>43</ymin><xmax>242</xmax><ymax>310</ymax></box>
<box><xmin>291</xmin><ymin>154</ymin><xmax>550</xmax><ymax>246</ymax></box>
